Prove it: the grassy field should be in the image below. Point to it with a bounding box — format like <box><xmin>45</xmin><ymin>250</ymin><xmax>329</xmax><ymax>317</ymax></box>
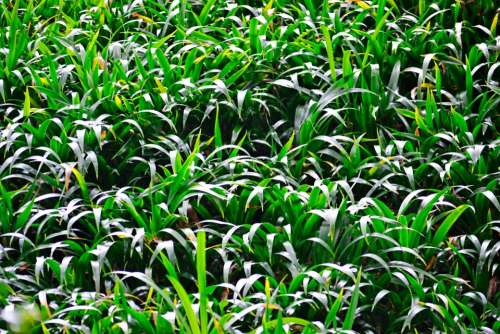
<box><xmin>0</xmin><ymin>0</ymin><xmax>499</xmax><ymax>332</ymax></box>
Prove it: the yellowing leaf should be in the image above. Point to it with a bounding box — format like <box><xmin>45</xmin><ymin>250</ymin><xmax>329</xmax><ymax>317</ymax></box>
<box><xmin>114</xmin><ymin>95</ymin><xmax>122</xmax><ymax>108</ymax></box>
<box><xmin>420</xmin><ymin>82</ymin><xmax>435</xmax><ymax>89</ymax></box>
<box><xmin>154</xmin><ymin>77</ymin><xmax>167</xmax><ymax>94</ymax></box>
<box><xmin>369</xmin><ymin>157</ymin><xmax>394</xmax><ymax>175</ymax></box>
<box><xmin>263</xmin><ymin>0</ymin><xmax>274</xmax><ymax>17</ymax></box>
<box><xmin>41</xmin><ymin>323</ymin><xmax>50</xmax><ymax>334</ymax></box>
<box><xmin>64</xmin><ymin>166</ymin><xmax>71</xmax><ymax>192</ymax></box>
<box><xmin>491</xmin><ymin>13</ymin><xmax>498</xmax><ymax>36</ymax></box>
<box><xmin>214</xmin><ymin>318</ymin><xmax>224</xmax><ymax>334</ymax></box>
<box><xmin>352</xmin><ymin>0</ymin><xmax>371</xmax><ymax>10</ymax></box>
<box><xmin>194</xmin><ymin>54</ymin><xmax>207</xmax><ymax>64</ymax></box>
<box><xmin>132</xmin><ymin>12</ymin><xmax>154</xmax><ymax>24</ymax></box>
<box><xmin>23</xmin><ymin>87</ymin><xmax>31</xmax><ymax>117</ymax></box>
<box><xmin>93</xmin><ymin>54</ymin><xmax>106</xmax><ymax>69</ymax></box>
<box><xmin>146</xmin><ymin>287</ymin><xmax>154</xmax><ymax>304</ymax></box>
<box><xmin>425</xmin><ymin>256</ymin><xmax>436</xmax><ymax>271</ymax></box>
<box><xmin>266</xmin><ymin>303</ymin><xmax>280</xmax><ymax>310</ymax></box>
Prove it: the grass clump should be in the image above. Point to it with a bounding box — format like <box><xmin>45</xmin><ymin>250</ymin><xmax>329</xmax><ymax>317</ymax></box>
<box><xmin>0</xmin><ymin>0</ymin><xmax>499</xmax><ymax>333</ymax></box>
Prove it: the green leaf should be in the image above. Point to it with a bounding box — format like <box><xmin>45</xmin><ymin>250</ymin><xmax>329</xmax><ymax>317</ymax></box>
<box><xmin>197</xmin><ymin>230</ymin><xmax>208</xmax><ymax>334</ymax></box>
<box><xmin>15</xmin><ymin>200</ymin><xmax>34</xmax><ymax>230</ymax></box>
<box><xmin>343</xmin><ymin>267</ymin><xmax>362</xmax><ymax>330</ymax></box>
<box><xmin>249</xmin><ymin>18</ymin><xmax>261</xmax><ymax>54</ymax></box>
<box><xmin>277</xmin><ymin>132</ymin><xmax>295</xmax><ymax>161</ymax></box>
<box><xmin>168</xmin><ymin>276</ymin><xmax>201</xmax><ymax>334</ymax></box>
<box><xmin>321</xmin><ymin>25</ymin><xmax>336</xmax><ymax>82</ymax></box>
<box><xmin>71</xmin><ymin>168</ymin><xmax>91</xmax><ymax>204</ymax></box>
<box><xmin>326</xmin><ymin>288</ymin><xmax>344</xmax><ymax>328</ymax></box>
<box><xmin>465</xmin><ymin>56</ymin><xmax>473</xmax><ymax>106</ymax></box>
<box><xmin>410</xmin><ymin>189</ymin><xmax>447</xmax><ymax>245</ymax></box>
<box><xmin>432</xmin><ymin>205</ymin><xmax>472</xmax><ymax>246</ymax></box>
<box><xmin>199</xmin><ymin>0</ymin><xmax>217</xmax><ymax>25</ymax></box>
<box><xmin>214</xmin><ymin>104</ymin><xmax>222</xmax><ymax>160</ymax></box>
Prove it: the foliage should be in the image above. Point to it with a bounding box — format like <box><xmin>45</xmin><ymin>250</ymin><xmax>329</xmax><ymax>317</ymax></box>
<box><xmin>0</xmin><ymin>0</ymin><xmax>499</xmax><ymax>333</ymax></box>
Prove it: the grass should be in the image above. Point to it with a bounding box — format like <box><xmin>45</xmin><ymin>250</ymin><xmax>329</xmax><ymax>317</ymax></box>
<box><xmin>0</xmin><ymin>0</ymin><xmax>499</xmax><ymax>333</ymax></box>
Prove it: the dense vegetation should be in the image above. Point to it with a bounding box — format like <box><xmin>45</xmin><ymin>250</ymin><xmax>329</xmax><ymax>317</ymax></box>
<box><xmin>0</xmin><ymin>0</ymin><xmax>499</xmax><ymax>332</ymax></box>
